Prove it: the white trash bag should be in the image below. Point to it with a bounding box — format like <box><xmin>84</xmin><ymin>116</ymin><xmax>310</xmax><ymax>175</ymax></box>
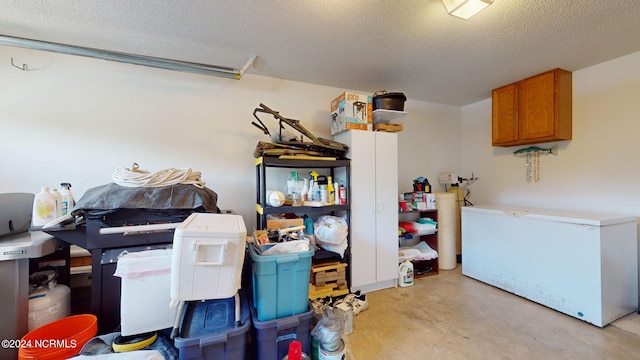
<box><xmin>314</xmin><ymin>215</ymin><xmax>348</xmax><ymax>257</ymax></box>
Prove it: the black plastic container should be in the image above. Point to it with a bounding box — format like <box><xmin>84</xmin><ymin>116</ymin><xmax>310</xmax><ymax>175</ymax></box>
<box><xmin>373</xmin><ymin>92</ymin><xmax>407</xmax><ymax>111</ymax></box>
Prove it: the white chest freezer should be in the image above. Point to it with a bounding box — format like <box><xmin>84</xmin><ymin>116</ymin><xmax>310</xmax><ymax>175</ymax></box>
<box><xmin>461</xmin><ymin>205</ymin><xmax>638</xmax><ymax>327</ymax></box>
<box><xmin>170</xmin><ymin>213</ymin><xmax>247</xmax><ymax>303</ymax></box>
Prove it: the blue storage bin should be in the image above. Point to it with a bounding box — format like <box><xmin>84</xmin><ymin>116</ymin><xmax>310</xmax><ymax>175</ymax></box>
<box><xmin>174</xmin><ymin>290</ymin><xmax>249</xmax><ymax>360</ymax></box>
<box><xmin>249</xmin><ymin>244</ymin><xmax>313</xmax><ymax>321</ymax></box>
<box><xmin>250</xmin><ymin>302</ymin><xmax>313</xmax><ymax>360</ymax></box>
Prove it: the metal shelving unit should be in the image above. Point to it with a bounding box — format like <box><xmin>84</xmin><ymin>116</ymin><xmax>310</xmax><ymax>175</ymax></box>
<box><xmin>254</xmin><ymin>155</ymin><xmax>351</xmax><ymax>274</ymax></box>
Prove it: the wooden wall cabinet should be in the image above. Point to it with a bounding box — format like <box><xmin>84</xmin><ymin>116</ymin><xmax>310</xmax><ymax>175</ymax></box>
<box><xmin>492</xmin><ymin>68</ymin><xmax>572</xmax><ymax>147</ymax></box>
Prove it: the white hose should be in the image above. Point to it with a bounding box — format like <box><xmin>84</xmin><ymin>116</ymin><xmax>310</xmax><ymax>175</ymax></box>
<box><xmin>112</xmin><ymin>163</ymin><xmax>206</xmax><ymax>188</ymax></box>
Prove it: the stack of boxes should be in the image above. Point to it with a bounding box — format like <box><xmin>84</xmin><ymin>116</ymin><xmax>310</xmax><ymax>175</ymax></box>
<box><xmin>331</xmin><ymin>90</ymin><xmax>407</xmax><ymax>135</ymax></box>
<box><xmin>248</xmin><ymin>237</ymin><xmax>315</xmax><ymax>360</ymax></box>
<box><xmin>170</xmin><ymin>213</ymin><xmax>249</xmax><ymax>360</ymax></box>
<box><xmin>117</xmin><ymin>211</ymin><xmax>316</xmax><ymax>359</ymax></box>
<box><xmin>403</xmin><ymin>191</ymin><xmax>437</xmax><ymax>210</ymax></box>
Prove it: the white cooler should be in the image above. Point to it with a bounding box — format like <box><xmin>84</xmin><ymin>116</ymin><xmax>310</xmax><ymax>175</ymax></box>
<box><xmin>170</xmin><ymin>213</ymin><xmax>247</xmax><ymax>304</ymax></box>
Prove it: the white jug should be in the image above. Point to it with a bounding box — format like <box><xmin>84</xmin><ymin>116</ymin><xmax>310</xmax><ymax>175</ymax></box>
<box><xmin>398</xmin><ymin>260</ymin><xmax>414</xmax><ymax>287</ymax></box>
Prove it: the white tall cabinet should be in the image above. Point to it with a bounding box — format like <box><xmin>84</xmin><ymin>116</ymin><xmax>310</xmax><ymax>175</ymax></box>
<box><xmin>335</xmin><ymin>131</ymin><xmax>398</xmax><ymax>293</ymax></box>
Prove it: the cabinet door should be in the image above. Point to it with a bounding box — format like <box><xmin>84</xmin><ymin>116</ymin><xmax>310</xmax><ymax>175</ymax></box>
<box><xmin>374</xmin><ymin>132</ymin><xmax>399</xmax><ymax>283</ymax></box>
<box><xmin>339</xmin><ymin>131</ymin><xmax>377</xmax><ymax>289</ymax></box>
<box><xmin>519</xmin><ymin>71</ymin><xmax>556</xmax><ymax>141</ymax></box>
<box><xmin>492</xmin><ymin>83</ymin><xmax>519</xmax><ymax>145</ymax></box>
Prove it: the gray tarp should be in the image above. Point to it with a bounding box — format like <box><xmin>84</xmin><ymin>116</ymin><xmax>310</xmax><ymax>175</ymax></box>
<box><xmin>72</xmin><ymin>183</ymin><xmax>219</xmax><ymax>216</ymax></box>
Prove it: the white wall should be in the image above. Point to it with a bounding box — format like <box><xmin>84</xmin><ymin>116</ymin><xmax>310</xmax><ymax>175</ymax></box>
<box><xmin>460</xmin><ymin>50</ymin><xmax>640</xmax><ymax>216</ymax></box>
<box><xmin>0</xmin><ymin>45</ymin><xmax>459</xmax><ymax>225</ymax></box>
<box><xmin>460</xmin><ymin>51</ymin><xmax>640</xmax><ymax>302</ymax></box>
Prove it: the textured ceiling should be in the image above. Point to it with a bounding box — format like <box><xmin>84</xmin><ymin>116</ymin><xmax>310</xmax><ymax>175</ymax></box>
<box><xmin>2</xmin><ymin>0</ymin><xmax>640</xmax><ymax>106</ymax></box>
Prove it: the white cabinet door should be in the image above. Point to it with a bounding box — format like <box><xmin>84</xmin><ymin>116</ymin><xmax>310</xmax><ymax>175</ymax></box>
<box><xmin>374</xmin><ymin>132</ymin><xmax>398</xmax><ymax>284</ymax></box>
<box><xmin>336</xmin><ymin>131</ymin><xmax>398</xmax><ymax>292</ymax></box>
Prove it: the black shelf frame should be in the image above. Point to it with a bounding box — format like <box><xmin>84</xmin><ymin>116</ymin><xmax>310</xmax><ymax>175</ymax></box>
<box><xmin>255</xmin><ymin>156</ymin><xmax>352</xmax><ymax>288</ymax></box>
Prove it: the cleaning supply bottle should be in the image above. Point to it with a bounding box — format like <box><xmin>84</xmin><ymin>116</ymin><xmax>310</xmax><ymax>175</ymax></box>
<box><xmin>320</xmin><ymin>184</ymin><xmax>328</xmax><ymax>203</ymax></box>
<box><xmin>59</xmin><ymin>183</ymin><xmax>74</xmax><ymax>216</ymax></box>
<box><xmin>287</xmin><ymin>172</ymin><xmax>301</xmax><ymax>206</ymax></box>
<box><xmin>399</xmin><ymin>260</ymin><xmax>414</xmax><ymax>287</ymax></box>
<box><xmin>310</xmin><ymin>171</ymin><xmax>321</xmax><ymax>202</ymax></box>
<box><xmin>327</xmin><ymin>176</ymin><xmax>335</xmax><ymax>205</ymax></box>
<box><xmin>51</xmin><ymin>189</ymin><xmax>62</xmax><ymax>218</ymax></box>
<box><xmin>333</xmin><ymin>180</ymin><xmax>340</xmax><ymax>205</ymax></box>
<box><xmin>300</xmin><ymin>178</ymin><xmax>309</xmax><ymax>202</ymax></box>
<box><xmin>32</xmin><ymin>187</ymin><xmax>57</xmax><ymax>227</ymax></box>
<box><xmin>339</xmin><ymin>184</ymin><xmax>347</xmax><ymax>205</ymax></box>
<box><xmin>282</xmin><ymin>340</ymin><xmax>310</xmax><ymax>360</ymax></box>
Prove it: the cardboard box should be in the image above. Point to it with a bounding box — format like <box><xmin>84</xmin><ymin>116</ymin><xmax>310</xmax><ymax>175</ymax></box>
<box><xmin>266</xmin><ymin>214</ymin><xmax>304</xmax><ymax>230</ymax></box>
<box><xmin>403</xmin><ymin>192</ymin><xmax>436</xmax><ymax>210</ymax></box>
<box><xmin>330</xmin><ymin>92</ymin><xmax>372</xmax><ymax>135</ymax></box>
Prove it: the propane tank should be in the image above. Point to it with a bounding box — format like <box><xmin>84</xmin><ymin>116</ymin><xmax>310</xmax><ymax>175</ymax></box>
<box><xmin>28</xmin><ymin>270</ymin><xmax>71</xmax><ymax>331</ymax></box>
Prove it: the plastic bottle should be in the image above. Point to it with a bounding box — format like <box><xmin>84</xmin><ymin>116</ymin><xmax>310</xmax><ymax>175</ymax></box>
<box><xmin>333</xmin><ymin>181</ymin><xmax>340</xmax><ymax>205</ymax></box>
<box><xmin>310</xmin><ymin>171</ymin><xmax>321</xmax><ymax>202</ymax></box>
<box><xmin>320</xmin><ymin>184</ymin><xmax>328</xmax><ymax>203</ymax></box>
<box><xmin>339</xmin><ymin>185</ymin><xmax>347</xmax><ymax>205</ymax></box>
<box><xmin>32</xmin><ymin>187</ymin><xmax>57</xmax><ymax>227</ymax></box>
<box><xmin>282</xmin><ymin>340</ymin><xmax>310</xmax><ymax>360</ymax></box>
<box><xmin>59</xmin><ymin>183</ymin><xmax>74</xmax><ymax>216</ymax></box>
<box><xmin>326</xmin><ymin>176</ymin><xmax>335</xmax><ymax>205</ymax></box>
<box><xmin>287</xmin><ymin>172</ymin><xmax>302</xmax><ymax>206</ymax></box>
<box><xmin>308</xmin><ymin>178</ymin><xmax>315</xmax><ymax>200</ymax></box>
<box><xmin>300</xmin><ymin>178</ymin><xmax>309</xmax><ymax>202</ymax></box>
<box><xmin>51</xmin><ymin>188</ymin><xmax>62</xmax><ymax>218</ymax></box>
<box><xmin>303</xmin><ymin>215</ymin><xmax>315</xmax><ymax>242</ymax></box>
<box><xmin>399</xmin><ymin>260</ymin><xmax>414</xmax><ymax>287</ymax></box>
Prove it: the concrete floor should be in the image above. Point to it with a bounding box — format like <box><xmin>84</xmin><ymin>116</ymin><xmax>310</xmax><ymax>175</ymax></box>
<box><xmin>346</xmin><ymin>267</ymin><xmax>640</xmax><ymax>360</ymax></box>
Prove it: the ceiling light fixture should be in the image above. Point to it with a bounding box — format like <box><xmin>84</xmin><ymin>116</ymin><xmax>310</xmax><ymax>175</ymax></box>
<box><xmin>442</xmin><ymin>0</ymin><xmax>493</xmax><ymax>20</ymax></box>
<box><xmin>0</xmin><ymin>34</ymin><xmax>255</xmax><ymax>79</ymax></box>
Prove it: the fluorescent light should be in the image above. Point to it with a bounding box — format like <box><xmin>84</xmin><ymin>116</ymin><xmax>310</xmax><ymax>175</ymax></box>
<box><xmin>443</xmin><ymin>0</ymin><xmax>493</xmax><ymax>19</ymax></box>
<box><xmin>0</xmin><ymin>34</ymin><xmax>255</xmax><ymax>79</ymax></box>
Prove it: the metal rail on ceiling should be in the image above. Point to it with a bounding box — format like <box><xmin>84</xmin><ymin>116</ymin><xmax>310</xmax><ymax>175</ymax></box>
<box><xmin>1</xmin><ymin>34</ymin><xmax>256</xmax><ymax>79</ymax></box>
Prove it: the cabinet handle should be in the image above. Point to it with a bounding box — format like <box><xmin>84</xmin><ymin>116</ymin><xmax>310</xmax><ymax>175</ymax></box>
<box><xmin>376</xmin><ymin>202</ymin><xmax>383</xmax><ymax>213</ymax></box>
<box><xmin>370</xmin><ymin>202</ymin><xmax>376</xmax><ymax>213</ymax></box>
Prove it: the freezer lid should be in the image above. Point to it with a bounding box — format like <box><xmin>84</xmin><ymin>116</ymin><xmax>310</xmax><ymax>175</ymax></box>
<box><xmin>462</xmin><ymin>205</ymin><xmax>637</xmax><ymax>226</ymax></box>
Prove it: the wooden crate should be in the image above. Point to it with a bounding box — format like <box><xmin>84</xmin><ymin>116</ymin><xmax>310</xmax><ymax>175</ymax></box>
<box><xmin>309</xmin><ymin>262</ymin><xmax>349</xmax><ymax>299</ymax></box>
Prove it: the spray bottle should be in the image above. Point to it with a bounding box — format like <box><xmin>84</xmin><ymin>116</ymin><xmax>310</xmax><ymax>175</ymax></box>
<box><xmin>309</xmin><ymin>171</ymin><xmax>321</xmax><ymax>202</ymax></box>
<box><xmin>59</xmin><ymin>183</ymin><xmax>74</xmax><ymax>216</ymax></box>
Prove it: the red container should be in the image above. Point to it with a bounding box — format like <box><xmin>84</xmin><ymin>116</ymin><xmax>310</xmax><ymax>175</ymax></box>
<box><xmin>18</xmin><ymin>314</ymin><xmax>97</xmax><ymax>359</ymax></box>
